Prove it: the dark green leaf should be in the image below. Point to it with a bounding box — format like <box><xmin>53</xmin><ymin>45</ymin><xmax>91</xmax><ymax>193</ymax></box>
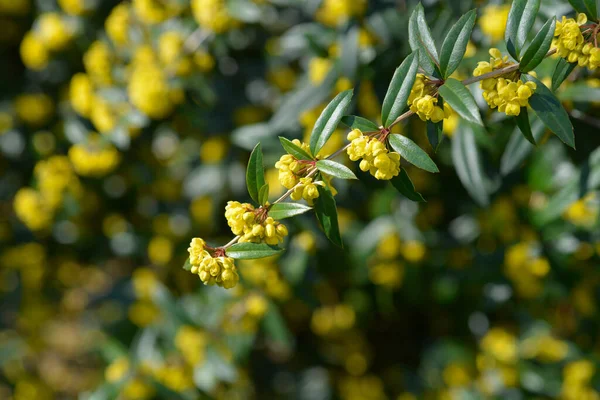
<box><xmin>279</xmin><ymin>137</ymin><xmax>313</xmax><ymax>160</ymax></box>
<box><xmin>388</xmin><ymin>134</ymin><xmax>439</xmax><ymax>173</ymax></box>
<box><xmin>505</xmin><ymin>0</ymin><xmax>541</xmax><ymax>59</ymax></box>
<box><xmin>427</xmin><ymin>120</ymin><xmax>444</xmax><ymax>151</ymax></box>
<box><xmin>381</xmin><ymin>51</ymin><xmax>420</xmax><ymax>127</ymax></box>
<box><xmin>182</xmin><ymin>258</ymin><xmax>192</xmax><ymax>271</ymax></box>
<box><xmin>439</xmin><ymin>10</ymin><xmax>477</xmax><ymax>78</ymax></box>
<box><xmin>246</xmin><ymin>143</ymin><xmax>266</xmax><ymax>204</ymax></box>
<box><xmin>259</xmin><ymin>183</ymin><xmax>269</xmax><ymax>205</ymax></box>
<box><xmin>268</xmin><ymin>203</ymin><xmax>313</xmax><ymax>220</ymax></box>
<box><xmin>501</xmin><ymin>119</ymin><xmax>546</xmax><ymax>175</ymax></box>
<box><xmin>226</xmin><ymin>243</ymin><xmax>284</xmax><ymax>259</ymax></box>
<box><xmin>515</xmin><ymin>107</ymin><xmax>536</xmax><ymax>145</ymax></box>
<box><xmin>390</xmin><ymin>169</ymin><xmax>426</xmax><ymax>202</ymax></box>
<box><xmin>309</xmin><ymin>89</ymin><xmax>353</xmax><ymax>156</ymax></box>
<box><xmin>438</xmin><ymin>78</ymin><xmax>483</xmax><ymax>126</ymax></box>
<box><xmin>341</xmin><ymin>115</ymin><xmax>380</xmax><ymax>132</ymax></box>
<box><xmin>519</xmin><ymin>18</ymin><xmax>556</xmax><ymax>72</ymax></box>
<box><xmin>316</xmin><ymin>160</ymin><xmax>357</xmax><ymax>179</ymax></box>
<box><xmin>314</xmin><ymin>186</ymin><xmax>342</xmax><ymax>247</ymax></box>
<box><xmin>552</xmin><ymin>58</ymin><xmax>576</xmax><ymax>92</ymax></box>
<box><xmin>523</xmin><ymin>75</ymin><xmax>575</xmax><ymax>148</ymax></box>
<box><xmin>567</xmin><ymin>0</ymin><xmax>588</xmax><ymax>14</ymax></box>
<box><xmin>451</xmin><ymin>123</ymin><xmax>489</xmax><ymax>206</ymax></box>
<box><xmin>408</xmin><ymin>3</ymin><xmax>440</xmax><ymax>75</ymax></box>
<box><xmin>584</xmin><ymin>0</ymin><xmax>598</xmax><ymax>17</ymax></box>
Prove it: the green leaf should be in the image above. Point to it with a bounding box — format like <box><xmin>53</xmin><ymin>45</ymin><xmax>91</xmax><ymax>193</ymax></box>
<box><xmin>551</xmin><ymin>58</ymin><xmax>576</xmax><ymax>92</ymax></box>
<box><xmin>182</xmin><ymin>258</ymin><xmax>192</xmax><ymax>271</ymax></box>
<box><xmin>501</xmin><ymin>118</ymin><xmax>546</xmax><ymax>175</ymax></box>
<box><xmin>438</xmin><ymin>78</ymin><xmax>483</xmax><ymax>126</ymax></box>
<box><xmin>451</xmin><ymin>123</ymin><xmax>489</xmax><ymax>206</ymax></box>
<box><xmin>262</xmin><ymin>302</ymin><xmax>293</xmax><ymax>350</ymax></box>
<box><xmin>339</xmin><ymin>26</ymin><xmax>359</xmax><ymax>79</ymax></box>
<box><xmin>226</xmin><ymin>243</ymin><xmax>283</xmax><ymax>259</ymax></box>
<box><xmin>341</xmin><ymin>115</ymin><xmax>380</xmax><ymax>132</ymax></box>
<box><xmin>584</xmin><ymin>0</ymin><xmax>598</xmax><ymax>17</ymax></box>
<box><xmin>259</xmin><ymin>183</ymin><xmax>269</xmax><ymax>205</ymax></box>
<box><xmin>427</xmin><ymin>120</ymin><xmax>444</xmax><ymax>151</ymax></box>
<box><xmin>246</xmin><ymin>143</ymin><xmax>266</xmax><ymax>204</ymax></box>
<box><xmin>567</xmin><ymin>0</ymin><xmax>588</xmax><ymax>14</ymax></box>
<box><xmin>268</xmin><ymin>203</ymin><xmax>313</xmax><ymax>220</ymax></box>
<box><xmin>522</xmin><ymin>75</ymin><xmax>575</xmax><ymax>148</ymax></box>
<box><xmin>314</xmin><ymin>186</ymin><xmax>342</xmax><ymax>247</ymax></box>
<box><xmin>309</xmin><ymin>89</ymin><xmax>353</xmax><ymax>156</ymax></box>
<box><xmin>439</xmin><ymin>10</ymin><xmax>477</xmax><ymax>78</ymax></box>
<box><xmin>390</xmin><ymin>169</ymin><xmax>426</xmax><ymax>202</ymax></box>
<box><xmin>515</xmin><ymin>107</ymin><xmax>536</xmax><ymax>145</ymax></box>
<box><xmin>316</xmin><ymin>159</ymin><xmax>357</xmax><ymax>180</ymax></box>
<box><xmin>519</xmin><ymin>18</ymin><xmax>556</xmax><ymax>72</ymax></box>
<box><xmin>381</xmin><ymin>51</ymin><xmax>420</xmax><ymax>127</ymax></box>
<box><xmin>505</xmin><ymin>0</ymin><xmax>541</xmax><ymax>59</ymax></box>
<box><xmin>408</xmin><ymin>3</ymin><xmax>440</xmax><ymax>75</ymax></box>
<box><xmin>388</xmin><ymin>134</ymin><xmax>439</xmax><ymax>173</ymax></box>
<box><xmin>279</xmin><ymin>137</ymin><xmax>314</xmax><ymax>160</ymax></box>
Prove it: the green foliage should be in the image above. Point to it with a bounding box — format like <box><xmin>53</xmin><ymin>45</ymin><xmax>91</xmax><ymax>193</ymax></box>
<box><xmin>226</xmin><ymin>243</ymin><xmax>284</xmax><ymax>259</ymax></box>
<box><xmin>505</xmin><ymin>0</ymin><xmax>541</xmax><ymax>59</ymax></box>
<box><xmin>390</xmin><ymin>169</ymin><xmax>426</xmax><ymax>202</ymax></box>
<box><xmin>439</xmin><ymin>10</ymin><xmax>477</xmax><ymax>78</ymax></box>
<box><xmin>519</xmin><ymin>18</ymin><xmax>556</xmax><ymax>72</ymax></box>
<box><xmin>246</xmin><ymin>143</ymin><xmax>266</xmax><ymax>204</ymax></box>
<box><xmin>268</xmin><ymin>203</ymin><xmax>313</xmax><ymax>220</ymax></box>
<box><xmin>381</xmin><ymin>51</ymin><xmax>419</xmax><ymax>127</ymax></box>
<box><xmin>309</xmin><ymin>89</ymin><xmax>353</xmax><ymax>155</ymax></box>
<box><xmin>438</xmin><ymin>78</ymin><xmax>483</xmax><ymax>126</ymax></box>
<box><xmin>315</xmin><ymin>160</ymin><xmax>357</xmax><ymax>180</ymax></box>
<box><xmin>314</xmin><ymin>185</ymin><xmax>342</xmax><ymax>247</ymax></box>
<box><xmin>387</xmin><ymin>134</ymin><xmax>439</xmax><ymax>173</ymax></box>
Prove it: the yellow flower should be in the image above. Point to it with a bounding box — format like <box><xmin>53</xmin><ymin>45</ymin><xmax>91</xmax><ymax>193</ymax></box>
<box><xmin>37</xmin><ymin>13</ymin><xmax>72</xmax><ymax>51</ymax></box>
<box><xmin>479</xmin><ymin>5</ymin><xmax>510</xmax><ymax>42</ymax></box>
<box><xmin>315</xmin><ymin>0</ymin><xmax>367</xmax><ymax>27</ymax></box>
<box><xmin>309</xmin><ymin>57</ymin><xmax>332</xmax><ymax>85</ymax></box>
<box><xmin>84</xmin><ymin>41</ymin><xmax>113</xmax><ymax>86</ymax></box>
<box><xmin>20</xmin><ymin>32</ymin><xmax>49</xmax><ymax>70</ymax></box>
<box><xmin>105</xmin><ymin>357</ymin><xmax>129</xmax><ymax>382</ymax></box>
<box><xmin>58</xmin><ymin>0</ymin><xmax>89</xmax><ymax>15</ymax></box>
<box><xmin>69</xmin><ymin>73</ymin><xmax>94</xmax><ymax>118</ymax></box>
<box><xmin>90</xmin><ymin>97</ymin><xmax>117</xmax><ymax>133</ymax></box>
<box><xmin>481</xmin><ymin>327</ymin><xmax>518</xmax><ymax>364</ymax></box>
<box><xmin>13</xmin><ymin>188</ymin><xmax>53</xmax><ymax>231</ymax></box>
<box><xmin>106</xmin><ymin>3</ymin><xmax>130</xmax><ymax>45</ymax></box>
<box><xmin>407</xmin><ymin>74</ymin><xmax>453</xmax><ymax>122</ymax></box>
<box><xmin>14</xmin><ymin>94</ymin><xmax>54</xmax><ymax>127</ymax></box>
<box><xmin>175</xmin><ymin>325</ymin><xmax>207</xmax><ymax>365</ymax></box>
<box><xmin>68</xmin><ymin>135</ymin><xmax>121</xmax><ymax>177</ymax></box>
<box><xmin>200</xmin><ymin>137</ymin><xmax>229</xmax><ymax>163</ymax></box>
<box><xmin>191</xmin><ymin>0</ymin><xmax>238</xmax><ymax>33</ymax></box>
<box><xmin>225</xmin><ymin>201</ymin><xmax>288</xmax><ymax>245</ymax></box>
<box><xmin>148</xmin><ymin>236</ymin><xmax>173</xmax><ymax>266</ymax></box>
<box><xmin>128</xmin><ymin>62</ymin><xmax>176</xmax><ymax>119</ymax></box>
<box><xmin>347</xmin><ymin>129</ymin><xmax>401</xmax><ymax>180</ymax></box>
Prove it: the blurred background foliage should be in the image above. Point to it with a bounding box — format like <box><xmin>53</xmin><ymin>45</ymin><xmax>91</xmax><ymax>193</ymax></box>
<box><xmin>1</xmin><ymin>0</ymin><xmax>600</xmax><ymax>399</ymax></box>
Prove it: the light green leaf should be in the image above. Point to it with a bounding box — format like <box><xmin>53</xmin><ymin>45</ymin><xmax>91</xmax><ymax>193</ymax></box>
<box><xmin>246</xmin><ymin>143</ymin><xmax>266</xmax><ymax>204</ymax></box>
<box><xmin>390</xmin><ymin>169</ymin><xmax>426</xmax><ymax>202</ymax></box>
<box><xmin>259</xmin><ymin>183</ymin><xmax>269</xmax><ymax>205</ymax></box>
<box><xmin>341</xmin><ymin>115</ymin><xmax>380</xmax><ymax>132</ymax></box>
<box><xmin>309</xmin><ymin>90</ymin><xmax>353</xmax><ymax>156</ymax></box>
<box><xmin>515</xmin><ymin>107</ymin><xmax>536</xmax><ymax>145</ymax></box>
<box><xmin>408</xmin><ymin>3</ymin><xmax>440</xmax><ymax>75</ymax></box>
<box><xmin>268</xmin><ymin>203</ymin><xmax>313</xmax><ymax>220</ymax></box>
<box><xmin>438</xmin><ymin>78</ymin><xmax>483</xmax><ymax>126</ymax></box>
<box><xmin>500</xmin><ymin>118</ymin><xmax>546</xmax><ymax>175</ymax></box>
<box><xmin>279</xmin><ymin>137</ymin><xmax>314</xmax><ymax>160</ymax></box>
<box><xmin>551</xmin><ymin>58</ymin><xmax>576</xmax><ymax>92</ymax></box>
<box><xmin>519</xmin><ymin>18</ymin><xmax>556</xmax><ymax>72</ymax></box>
<box><xmin>182</xmin><ymin>258</ymin><xmax>192</xmax><ymax>271</ymax></box>
<box><xmin>439</xmin><ymin>10</ymin><xmax>477</xmax><ymax>78</ymax></box>
<box><xmin>381</xmin><ymin>51</ymin><xmax>420</xmax><ymax>127</ymax></box>
<box><xmin>388</xmin><ymin>134</ymin><xmax>439</xmax><ymax>173</ymax></box>
<box><xmin>523</xmin><ymin>74</ymin><xmax>575</xmax><ymax>148</ymax></box>
<box><xmin>505</xmin><ymin>0</ymin><xmax>541</xmax><ymax>59</ymax></box>
<box><xmin>226</xmin><ymin>243</ymin><xmax>284</xmax><ymax>259</ymax></box>
<box><xmin>316</xmin><ymin>159</ymin><xmax>358</xmax><ymax>179</ymax></box>
<box><xmin>451</xmin><ymin>123</ymin><xmax>489</xmax><ymax>206</ymax></box>
<box><xmin>314</xmin><ymin>186</ymin><xmax>342</xmax><ymax>247</ymax></box>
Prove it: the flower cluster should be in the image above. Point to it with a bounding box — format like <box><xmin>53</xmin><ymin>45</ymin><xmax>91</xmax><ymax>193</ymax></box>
<box><xmin>554</xmin><ymin>13</ymin><xmax>600</xmax><ymax>69</ymax></box>
<box><xmin>473</xmin><ymin>48</ymin><xmax>536</xmax><ymax>116</ymax></box>
<box><xmin>347</xmin><ymin>129</ymin><xmax>401</xmax><ymax>180</ymax></box>
<box><xmin>20</xmin><ymin>12</ymin><xmax>73</xmax><ymax>70</ymax></box>
<box><xmin>225</xmin><ymin>202</ymin><xmax>288</xmax><ymax>245</ymax></box>
<box><xmin>68</xmin><ymin>135</ymin><xmax>121</xmax><ymax>177</ymax></box>
<box><xmin>188</xmin><ymin>238</ymin><xmax>239</xmax><ymax>289</ymax></box>
<box><xmin>408</xmin><ymin>74</ymin><xmax>452</xmax><ymax>123</ymax></box>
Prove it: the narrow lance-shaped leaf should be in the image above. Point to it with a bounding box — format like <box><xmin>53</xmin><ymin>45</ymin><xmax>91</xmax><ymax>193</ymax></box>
<box><xmin>314</xmin><ymin>186</ymin><xmax>342</xmax><ymax>247</ymax></box>
<box><xmin>427</xmin><ymin>120</ymin><xmax>444</xmax><ymax>152</ymax></box>
<box><xmin>567</xmin><ymin>0</ymin><xmax>588</xmax><ymax>14</ymax></box>
<box><xmin>522</xmin><ymin>74</ymin><xmax>575</xmax><ymax>148</ymax></box>
<box><xmin>390</xmin><ymin>169</ymin><xmax>426</xmax><ymax>202</ymax></box>
<box><xmin>515</xmin><ymin>107</ymin><xmax>536</xmax><ymax>145</ymax></box>
<box><xmin>246</xmin><ymin>143</ymin><xmax>266</xmax><ymax>204</ymax></box>
<box><xmin>439</xmin><ymin>10</ymin><xmax>477</xmax><ymax>78</ymax></box>
<box><xmin>279</xmin><ymin>137</ymin><xmax>314</xmax><ymax>160</ymax></box>
<box><xmin>388</xmin><ymin>134</ymin><xmax>439</xmax><ymax>173</ymax></box>
<box><xmin>316</xmin><ymin>160</ymin><xmax>358</xmax><ymax>180</ymax></box>
<box><xmin>258</xmin><ymin>183</ymin><xmax>269</xmax><ymax>206</ymax></box>
<box><xmin>583</xmin><ymin>0</ymin><xmax>598</xmax><ymax>18</ymax></box>
<box><xmin>381</xmin><ymin>51</ymin><xmax>419</xmax><ymax>128</ymax></box>
<box><xmin>226</xmin><ymin>243</ymin><xmax>284</xmax><ymax>259</ymax></box>
<box><xmin>310</xmin><ymin>89</ymin><xmax>353</xmax><ymax>156</ymax></box>
<box><xmin>500</xmin><ymin>118</ymin><xmax>546</xmax><ymax>175</ymax></box>
<box><xmin>341</xmin><ymin>115</ymin><xmax>380</xmax><ymax>132</ymax></box>
<box><xmin>551</xmin><ymin>58</ymin><xmax>576</xmax><ymax>92</ymax></box>
<box><xmin>438</xmin><ymin>78</ymin><xmax>483</xmax><ymax>126</ymax></box>
<box><xmin>451</xmin><ymin>122</ymin><xmax>490</xmax><ymax>206</ymax></box>
<box><xmin>408</xmin><ymin>3</ymin><xmax>440</xmax><ymax>76</ymax></box>
<box><xmin>505</xmin><ymin>0</ymin><xmax>541</xmax><ymax>59</ymax></box>
<box><xmin>519</xmin><ymin>17</ymin><xmax>556</xmax><ymax>72</ymax></box>
<box><xmin>268</xmin><ymin>203</ymin><xmax>313</xmax><ymax>220</ymax></box>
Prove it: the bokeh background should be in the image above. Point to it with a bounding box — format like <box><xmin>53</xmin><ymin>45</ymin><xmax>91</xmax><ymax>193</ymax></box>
<box><xmin>1</xmin><ymin>0</ymin><xmax>600</xmax><ymax>399</ymax></box>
